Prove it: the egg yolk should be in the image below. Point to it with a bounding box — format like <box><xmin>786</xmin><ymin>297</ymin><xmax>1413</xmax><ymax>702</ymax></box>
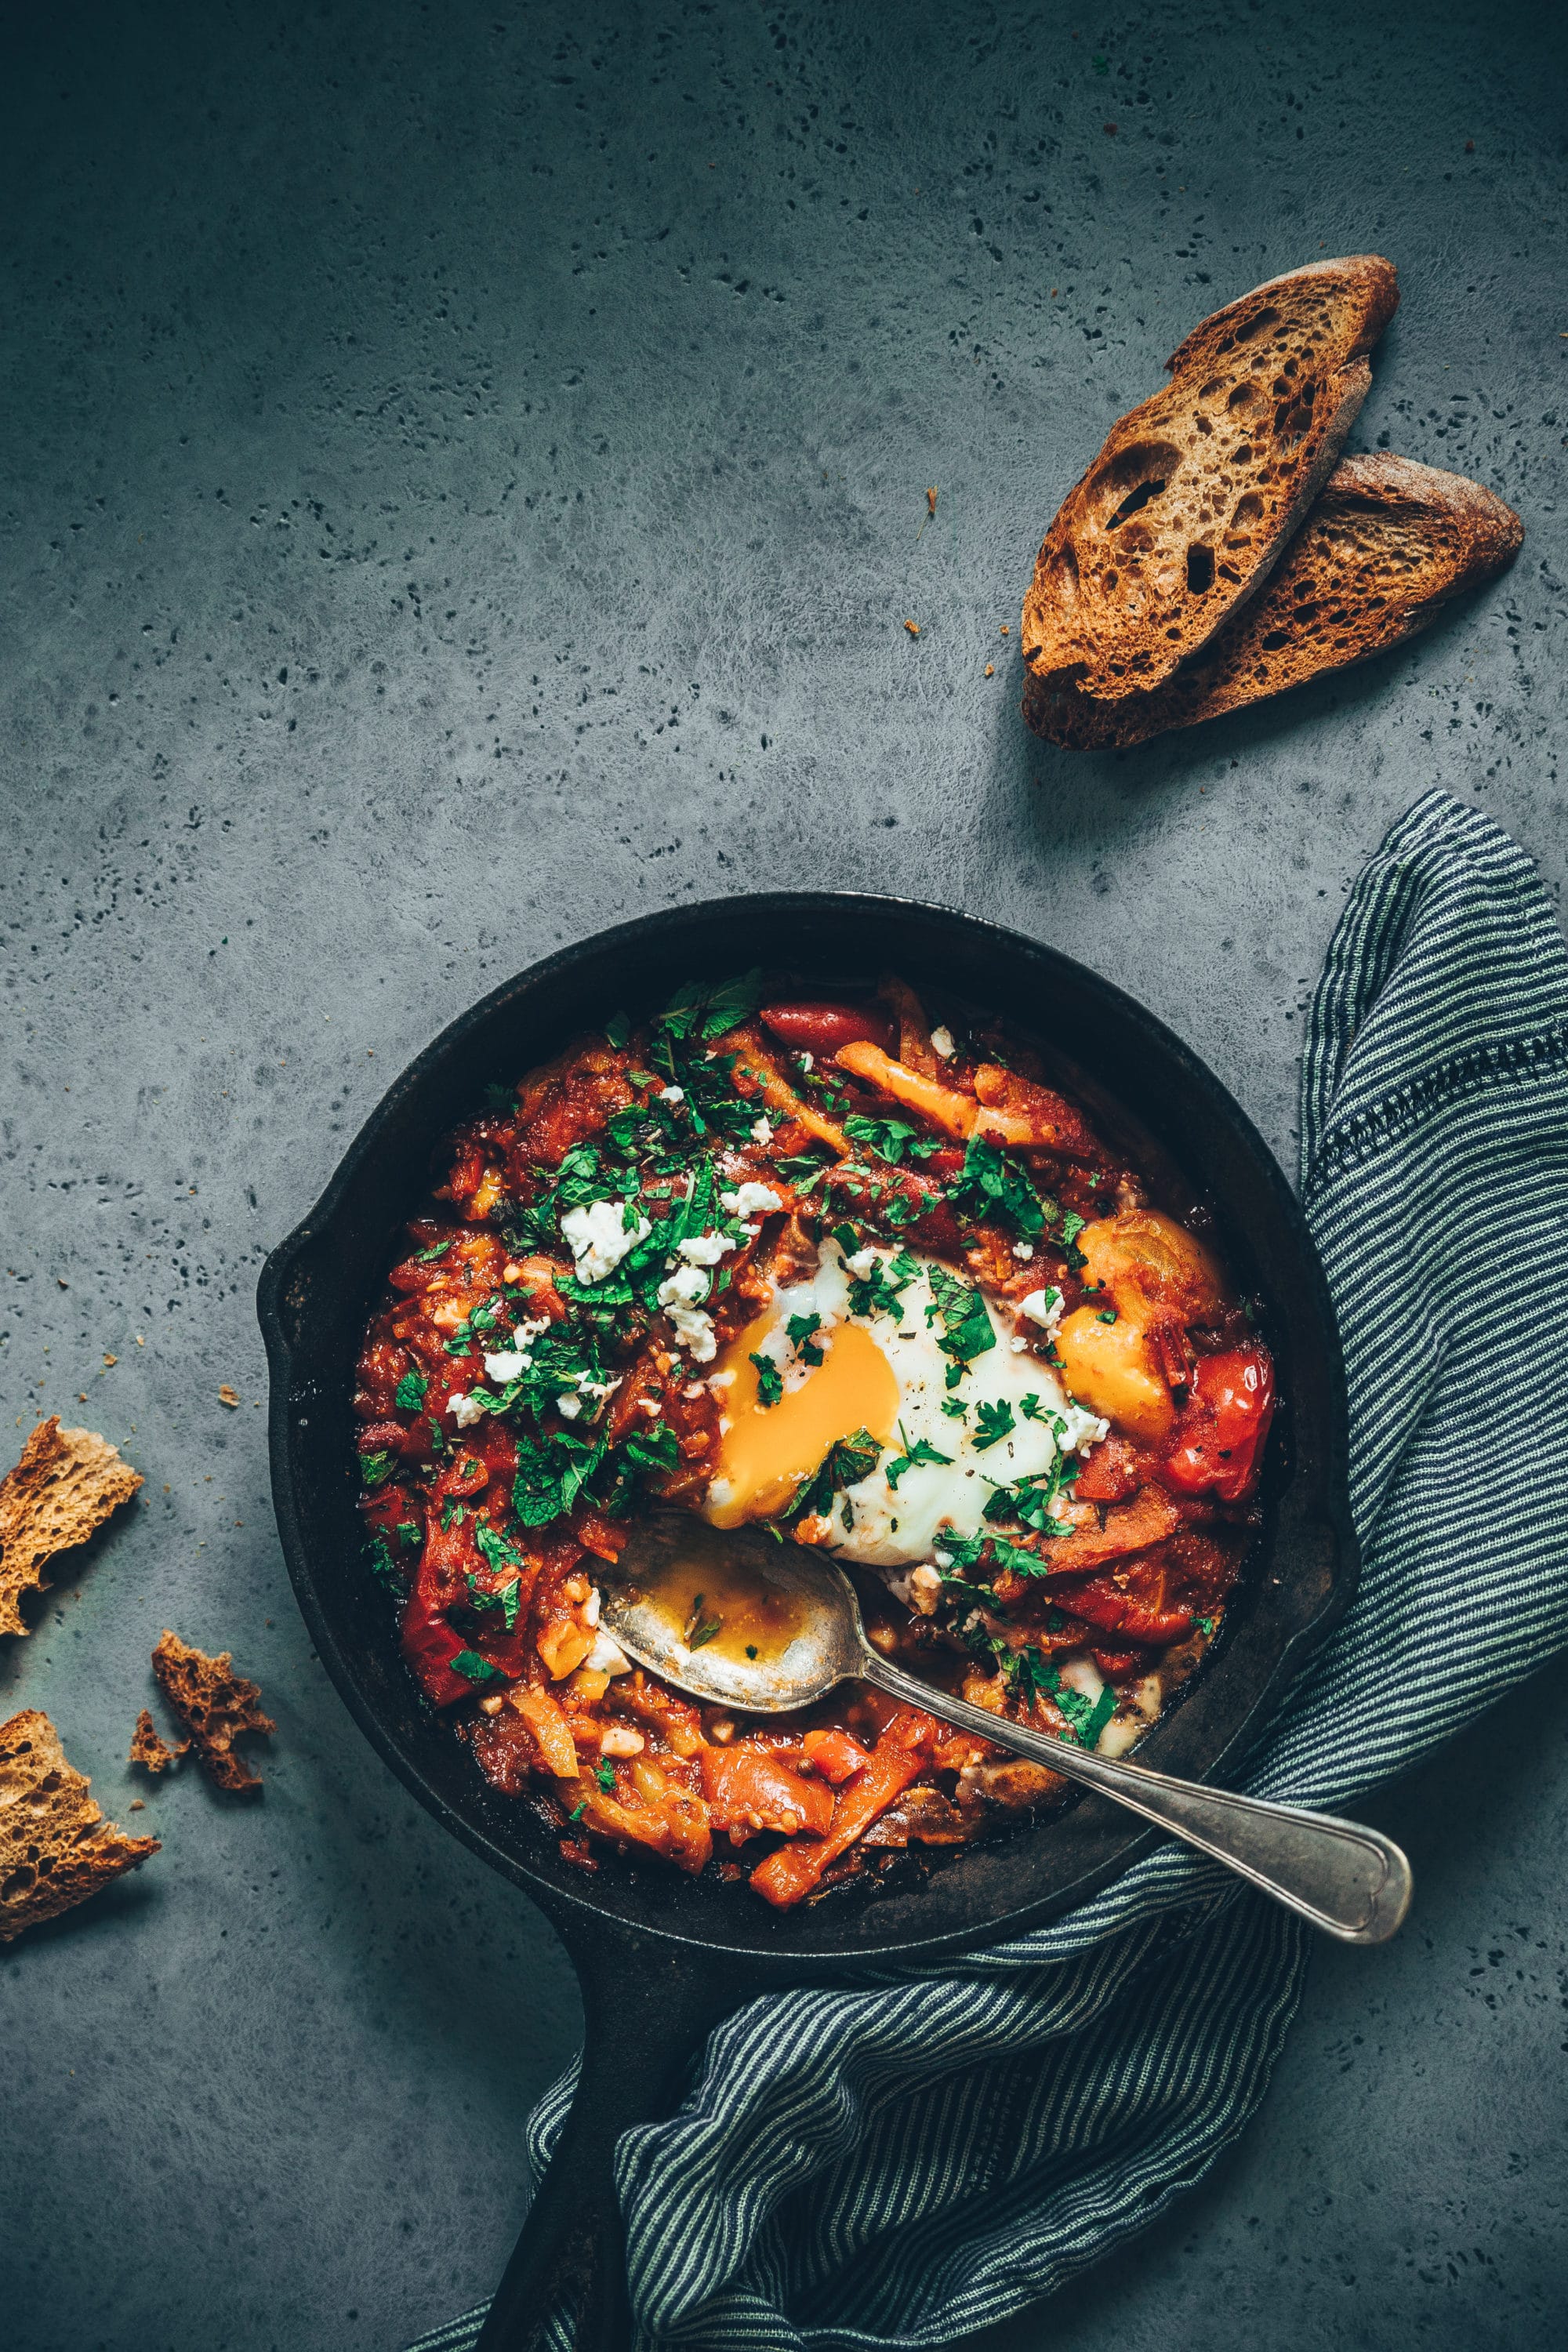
<box><xmin>705</xmin><ymin>1309</ymin><xmax>902</xmax><ymax>1526</ymax></box>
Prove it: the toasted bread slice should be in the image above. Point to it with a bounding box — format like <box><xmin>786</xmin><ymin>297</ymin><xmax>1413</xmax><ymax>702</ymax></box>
<box><xmin>0</xmin><ymin>1417</ymin><xmax>143</xmax><ymax>1639</ymax></box>
<box><xmin>129</xmin><ymin>1708</ymin><xmax>187</xmax><ymax>1773</ymax></box>
<box><xmin>1022</xmin><ymin>256</ymin><xmax>1399</xmax><ymax>701</ymax></box>
<box><xmin>0</xmin><ymin>1709</ymin><xmax>159</xmax><ymax>1940</ymax></box>
<box><xmin>151</xmin><ymin>1630</ymin><xmax>274</xmax><ymax>1793</ymax></box>
<box><xmin>1023</xmin><ymin>456</ymin><xmax>1523</xmax><ymax>750</ymax></box>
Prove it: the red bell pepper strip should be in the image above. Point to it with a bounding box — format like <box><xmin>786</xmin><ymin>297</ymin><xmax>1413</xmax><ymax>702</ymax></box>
<box><xmin>700</xmin><ymin>1744</ymin><xmax>834</xmax><ymax>1838</ymax></box>
<box><xmin>759</xmin><ymin>1001</ymin><xmax>895</xmax><ymax>1057</ymax></box>
<box><xmin>1054</xmin><ymin>1573</ymin><xmax>1193</xmax><ymax>1646</ymax></box>
<box><xmin>800</xmin><ymin>1727</ymin><xmax>873</xmax><ymax>1784</ymax></box>
<box><xmin>750</xmin><ymin>1708</ymin><xmax>936</xmax><ymax>1907</ymax></box>
<box><xmin>1160</xmin><ymin>1346</ymin><xmax>1275</xmax><ymax>1503</ymax></box>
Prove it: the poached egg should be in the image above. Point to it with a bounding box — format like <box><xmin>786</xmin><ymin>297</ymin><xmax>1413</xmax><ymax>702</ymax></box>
<box><xmin>702</xmin><ymin>1236</ymin><xmax>1105</xmax><ymax>1567</ymax></box>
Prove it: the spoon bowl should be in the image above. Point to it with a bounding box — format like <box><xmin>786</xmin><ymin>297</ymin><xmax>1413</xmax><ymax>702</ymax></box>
<box><xmin>603</xmin><ymin>1514</ymin><xmax>1413</xmax><ymax>1947</ymax></box>
<box><xmin>601</xmin><ymin>1515</ymin><xmax>863</xmax><ymax>1712</ymax></box>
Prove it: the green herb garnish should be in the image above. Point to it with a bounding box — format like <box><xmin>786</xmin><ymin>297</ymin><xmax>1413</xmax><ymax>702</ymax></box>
<box><xmin>449</xmin><ymin>1649</ymin><xmax>502</xmax><ymax>1685</ymax></box>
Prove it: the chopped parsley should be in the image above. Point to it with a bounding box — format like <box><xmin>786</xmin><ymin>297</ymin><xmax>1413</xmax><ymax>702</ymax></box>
<box><xmin>924</xmin><ymin>1265</ymin><xmax>996</xmax><ymax>1389</ymax></box>
<box><xmin>750</xmin><ymin>1351</ymin><xmax>783</xmax><ymax>1407</ymax></box>
<box><xmin>843</xmin><ymin>1113</ymin><xmax>942</xmax><ymax>1167</ymax></box>
<box><xmin>786</xmin><ymin>1310</ymin><xmax>825</xmax><ymax>1367</ymax></box>
<box><xmin>358</xmin><ymin>1450</ymin><xmax>394</xmax><ymax>1489</ymax></box>
<box><xmin>884</xmin><ymin>1424</ymin><xmax>953</xmax><ymax>1490</ymax></box>
<box><xmin>1032</xmin><ymin>1660</ymin><xmax>1117</xmax><ymax>1749</ymax></box>
<box><xmin>415</xmin><ymin>1239</ymin><xmax>452</xmax><ymax>1263</ymax></box>
<box><xmin>397</xmin><ymin>1519</ymin><xmax>422</xmax><ymax>1549</ymax></box>
<box><xmin>972</xmin><ymin>1398</ymin><xmax>1015</xmax><ymax>1451</ymax></box>
<box><xmin>788</xmin><ymin>1427</ymin><xmax>883</xmax><ymax>1522</ymax></box>
<box><xmin>366</xmin><ymin>1533</ymin><xmax>400</xmax><ymax>1590</ymax></box>
<box><xmin>594</xmin><ymin>1761</ymin><xmax>617</xmax><ymax>1791</ymax></box>
<box><xmin>950</xmin><ymin>1134</ymin><xmax>1045</xmax><ymax>1235</ymax></box>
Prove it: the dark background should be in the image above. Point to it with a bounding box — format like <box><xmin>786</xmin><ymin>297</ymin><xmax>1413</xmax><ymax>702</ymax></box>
<box><xmin>3</xmin><ymin>3</ymin><xmax>1565</xmax><ymax>2347</ymax></box>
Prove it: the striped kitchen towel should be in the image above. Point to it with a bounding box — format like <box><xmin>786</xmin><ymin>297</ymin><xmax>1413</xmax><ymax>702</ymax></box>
<box><xmin>411</xmin><ymin>789</ymin><xmax>1568</xmax><ymax>2351</ymax></box>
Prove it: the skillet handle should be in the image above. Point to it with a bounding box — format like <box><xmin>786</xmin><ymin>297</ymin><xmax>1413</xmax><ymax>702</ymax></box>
<box><xmin>474</xmin><ymin>1919</ymin><xmax>756</xmax><ymax>2352</ymax></box>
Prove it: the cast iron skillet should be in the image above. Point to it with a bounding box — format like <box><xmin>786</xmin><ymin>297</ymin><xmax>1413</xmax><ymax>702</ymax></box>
<box><xmin>258</xmin><ymin>894</ymin><xmax>1354</xmax><ymax>2350</ymax></box>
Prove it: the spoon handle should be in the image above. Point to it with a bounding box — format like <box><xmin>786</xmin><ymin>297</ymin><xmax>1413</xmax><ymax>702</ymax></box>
<box><xmin>858</xmin><ymin>1651</ymin><xmax>1411</xmax><ymax>1945</ymax></box>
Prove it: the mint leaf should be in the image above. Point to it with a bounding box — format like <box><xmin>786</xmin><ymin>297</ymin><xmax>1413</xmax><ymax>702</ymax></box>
<box><xmin>394</xmin><ymin>1369</ymin><xmax>429</xmax><ymax>1412</ymax></box>
<box><xmin>449</xmin><ymin>1649</ymin><xmax>502</xmax><ymax>1685</ymax></box>
<box><xmin>657</xmin><ymin>969</ymin><xmax>764</xmax><ymax>1042</ymax></box>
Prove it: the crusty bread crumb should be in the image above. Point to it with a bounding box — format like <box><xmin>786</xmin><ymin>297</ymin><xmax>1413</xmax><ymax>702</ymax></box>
<box><xmin>0</xmin><ymin>1418</ymin><xmax>143</xmax><ymax>1639</ymax></box>
<box><xmin>1023</xmin><ymin>456</ymin><xmax>1523</xmax><ymax>750</ymax></box>
<box><xmin>151</xmin><ymin>1631</ymin><xmax>274</xmax><ymax>1794</ymax></box>
<box><xmin>1022</xmin><ymin>256</ymin><xmax>1399</xmax><ymax>700</ymax></box>
<box><xmin>129</xmin><ymin>1708</ymin><xmax>187</xmax><ymax>1775</ymax></box>
<box><xmin>0</xmin><ymin>1709</ymin><xmax>159</xmax><ymax>1941</ymax></box>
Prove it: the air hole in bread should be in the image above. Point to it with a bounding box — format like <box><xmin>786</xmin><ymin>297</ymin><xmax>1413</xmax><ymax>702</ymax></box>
<box><xmin>1260</xmin><ymin>630</ymin><xmax>1290</xmax><ymax>650</ymax></box>
<box><xmin>1227</xmin><ymin>380</ymin><xmax>1264</xmax><ymax>413</ymax></box>
<box><xmin>1230</xmin><ymin>305</ymin><xmax>1282</xmax><ymax>346</ymax></box>
<box><xmin>1105</xmin><ymin>477</ymin><xmax>1168</xmax><ymax>531</ymax></box>
<box><xmin>1091</xmin><ymin>441</ymin><xmax>1181</xmax><ymax>528</ymax></box>
<box><xmin>1186</xmin><ymin>545</ymin><xmax>1215</xmax><ymax>595</ymax></box>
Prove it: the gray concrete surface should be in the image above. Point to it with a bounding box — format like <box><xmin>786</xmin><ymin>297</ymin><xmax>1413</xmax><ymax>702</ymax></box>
<box><xmin>3</xmin><ymin>2</ymin><xmax>1565</xmax><ymax>2347</ymax></box>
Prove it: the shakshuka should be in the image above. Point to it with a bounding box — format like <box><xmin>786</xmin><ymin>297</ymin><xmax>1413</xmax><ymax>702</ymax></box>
<box><xmin>354</xmin><ymin>972</ymin><xmax>1274</xmax><ymax>1907</ymax></box>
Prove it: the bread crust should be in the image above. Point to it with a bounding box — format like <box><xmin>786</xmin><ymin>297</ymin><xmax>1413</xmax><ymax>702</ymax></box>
<box><xmin>1022</xmin><ymin>256</ymin><xmax>1399</xmax><ymax>700</ymax></box>
<box><xmin>1023</xmin><ymin>456</ymin><xmax>1523</xmax><ymax>750</ymax></box>
<box><xmin>0</xmin><ymin>1417</ymin><xmax>143</xmax><ymax>1639</ymax></box>
<box><xmin>0</xmin><ymin>1709</ymin><xmax>159</xmax><ymax>1941</ymax></box>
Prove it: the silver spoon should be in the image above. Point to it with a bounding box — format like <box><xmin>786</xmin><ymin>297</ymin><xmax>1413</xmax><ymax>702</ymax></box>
<box><xmin>601</xmin><ymin>1516</ymin><xmax>1411</xmax><ymax>1945</ymax></box>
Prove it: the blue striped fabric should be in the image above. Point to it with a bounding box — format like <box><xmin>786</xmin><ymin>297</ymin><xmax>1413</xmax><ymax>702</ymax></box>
<box><xmin>410</xmin><ymin>790</ymin><xmax>1568</xmax><ymax>2352</ymax></box>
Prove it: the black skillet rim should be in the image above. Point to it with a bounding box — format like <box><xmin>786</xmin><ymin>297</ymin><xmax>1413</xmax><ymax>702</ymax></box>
<box><xmin>258</xmin><ymin>889</ymin><xmax>1356</xmax><ymax>1969</ymax></box>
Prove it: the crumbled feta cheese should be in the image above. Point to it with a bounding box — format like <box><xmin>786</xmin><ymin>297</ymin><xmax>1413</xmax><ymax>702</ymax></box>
<box><xmin>658</xmin><ymin>1265</ymin><xmax>711</xmax><ymax>1308</ymax></box>
<box><xmin>555</xmin><ymin>1392</ymin><xmax>583</xmax><ymax>1420</ymax></box>
<box><xmin>658</xmin><ymin>1084</ymin><xmax>685</xmax><ymax>1103</ymax></box>
<box><xmin>750</xmin><ymin>1114</ymin><xmax>775</xmax><ymax>1146</ymax></box>
<box><xmin>1018</xmin><ymin>1285</ymin><xmax>1065</xmax><ymax>1336</ymax></box>
<box><xmin>585</xmin><ymin>1629</ymin><xmax>633</xmax><ymax>1676</ymax></box>
<box><xmin>447</xmin><ymin>1392</ymin><xmax>487</xmax><ymax>1428</ymax></box>
<box><xmin>1010</xmin><ymin>1335</ymin><xmax>1029</xmax><ymax>1353</ymax></box>
<box><xmin>1059</xmin><ymin>1403</ymin><xmax>1110</xmax><ymax>1454</ymax></box>
<box><xmin>663</xmin><ymin>1300</ymin><xmax>717</xmax><ymax>1361</ymax></box>
<box><xmin>1011</xmin><ymin>1241</ymin><xmax>1035</xmax><ymax>1261</ymax></box>
<box><xmin>483</xmin><ymin>1316</ymin><xmax>550</xmax><ymax>1384</ymax></box>
<box><xmin>677</xmin><ymin>1229</ymin><xmax>737</xmax><ymax>1268</ymax></box>
<box><xmin>583</xmin><ymin>1588</ymin><xmax>602</xmax><ymax>1628</ymax></box>
<box><xmin>845</xmin><ymin>1245</ymin><xmax>879</xmax><ymax>1278</ymax></box>
<box><xmin>720</xmin><ymin>1181</ymin><xmax>784</xmax><ymax>1218</ymax></box>
<box><xmin>930</xmin><ymin>1025</ymin><xmax>956</xmax><ymax>1059</ymax></box>
<box><xmin>799</xmin><ymin>1051</ymin><xmax>814</xmax><ymax>1072</ymax></box>
<box><xmin>909</xmin><ymin>1563</ymin><xmax>943</xmax><ymax>1614</ymax></box>
<box><xmin>560</xmin><ymin>1198</ymin><xmax>652</xmax><ymax>1283</ymax></box>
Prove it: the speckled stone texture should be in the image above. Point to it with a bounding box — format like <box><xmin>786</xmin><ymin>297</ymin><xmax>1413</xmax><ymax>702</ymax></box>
<box><xmin>2</xmin><ymin>2</ymin><xmax>1564</xmax><ymax>2347</ymax></box>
